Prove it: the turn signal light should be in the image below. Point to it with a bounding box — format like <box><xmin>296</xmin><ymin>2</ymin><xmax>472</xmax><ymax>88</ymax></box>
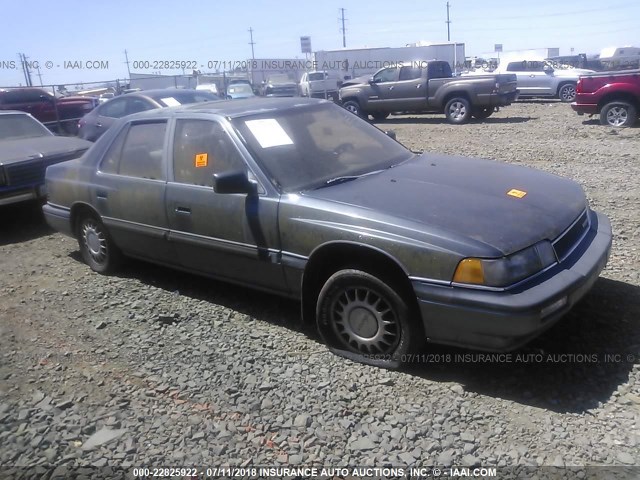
<box><xmin>453</xmin><ymin>258</ymin><xmax>485</xmax><ymax>285</ymax></box>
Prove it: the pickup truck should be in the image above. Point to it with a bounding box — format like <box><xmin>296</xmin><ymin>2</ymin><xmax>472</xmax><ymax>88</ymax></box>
<box><xmin>0</xmin><ymin>87</ymin><xmax>98</xmax><ymax>134</ymax></box>
<box><xmin>260</xmin><ymin>74</ymin><xmax>298</xmax><ymax>97</ymax></box>
<box><xmin>338</xmin><ymin>61</ymin><xmax>518</xmax><ymax>124</ymax></box>
<box><xmin>571</xmin><ymin>69</ymin><xmax>640</xmax><ymax>127</ymax></box>
<box><xmin>490</xmin><ymin>59</ymin><xmax>595</xmax><ymax>102</ymax></box>
<box><xmin>299</xmin><ymin>71</ymin><xmax>341</xmax><ymax>99</ymax></box>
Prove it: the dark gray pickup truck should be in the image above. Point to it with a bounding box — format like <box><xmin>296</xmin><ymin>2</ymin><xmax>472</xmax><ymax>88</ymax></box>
<box><xmin>339</xmin><ymin>61</ymin><xmax>518</xmax><ymax>123</ymax></box>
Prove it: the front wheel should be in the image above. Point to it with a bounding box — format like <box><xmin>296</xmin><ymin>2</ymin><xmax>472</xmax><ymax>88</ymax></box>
<box><xmin>600</xmin><ymin>102</ymin><xmax>637</xmax><ymax>128</ymax></box>
<box><xmin>343</xmin><ymin>100</ymin><xmax>365</xmax><ymax>118</ymax></box>
<box><xmin>316</xmin><ymin>269</ymin><xmax>421</xmax><ymax>368</ymax></box>
<box><xmin>558</xmin><ymin>83</ymin><xmax>577</xmax><ymax>102</ymax></box>
<box><xmin>77</xmin><ymin>215</ymin><xmax>122</xmax><ymax>274</ymax></box>
<box><xmin>371</xmin><ymin>112</ymin><xmax>390</xmax><ymax>121</ymax></box>
<box><xmin>444</xmin><ymin>97</ymin><xmax>471</xmax><ymax>124</ymax></box>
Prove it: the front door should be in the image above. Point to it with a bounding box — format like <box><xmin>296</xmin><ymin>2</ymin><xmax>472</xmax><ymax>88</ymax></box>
<box><xmin>165</xmin><ymin>118</ymin><xmax>286</xmax><ymax>292</ymax></box>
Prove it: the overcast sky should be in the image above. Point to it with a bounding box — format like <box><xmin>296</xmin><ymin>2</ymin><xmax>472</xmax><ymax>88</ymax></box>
<box><xmin>1</xmin><ymin>0</ymin><xmax>637</xmax><ymax>87</ymax></box>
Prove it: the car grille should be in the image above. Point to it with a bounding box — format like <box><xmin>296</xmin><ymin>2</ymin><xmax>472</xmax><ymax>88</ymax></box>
<box><xmin>552</xmin><ymin>209</ymin><xmax>590</xmax><ymax>261</ymax></box>
<box><xmin>5</xmin><ymin>152</ymin><xmax>79</xmax><ymax>186</ymax></box>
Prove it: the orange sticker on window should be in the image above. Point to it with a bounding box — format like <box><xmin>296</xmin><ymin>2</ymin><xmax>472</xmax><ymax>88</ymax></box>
<box><xmin>507</xmin><ymin>188</ymin><xmax>527</xmax><ymax>198</ymax></box>
<box><xmin>195</xmin><ymin>153</ymin><xmax>208</xmax><ymax>168</ymax></box>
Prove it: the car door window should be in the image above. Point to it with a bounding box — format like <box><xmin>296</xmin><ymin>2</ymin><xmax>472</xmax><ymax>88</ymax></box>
<box><xmin>118</xmin><ymin>122</ymin><xmax>167</xmax><ymax>180</ymax></box>
<box><xmin>373</xmin><ymin>68</ymin><xmax>398</xmax><ymax>83</ymax></box>
<box><xmin>172</xmin><ymin>119</ymin><xmax>245</xmax><ymax>187</ymax></box>
<box><xmin>399</xmin><ymin>66</ymin><xmax>422</xmax><ymax>81</ymax></box>
<box><xmin>126</xmin><ymin>98</ymin><xmax>153</xmax><ymax>115</ymax></box>
<box><xmin>506</xmin><ymin>62</ymin><xmax>526</xmax><ymax>72</ymax></box>
<box><xmin>99</xmin><ymin>125</ymin><xmax>129</xmax><ymax>174</ymax></box>
<box><xmin>100</xmin><ymin>98</ymin><xmax>128</xmax><ymax>118</ymax></box>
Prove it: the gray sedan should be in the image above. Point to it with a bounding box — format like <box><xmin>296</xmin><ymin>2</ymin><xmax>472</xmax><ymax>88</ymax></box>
<box><xmin>43</xmin><ymin>98</ymin><xmax>612</xmax><ymax>368</ymax></box>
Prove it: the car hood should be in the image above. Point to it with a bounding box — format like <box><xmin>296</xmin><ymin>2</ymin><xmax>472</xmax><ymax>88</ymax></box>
<box><xmin>0</xmin><ymin>136</ymin><xmax>91</xmax><ymax>165</ymax></box>
<box><xmin>304</xmin><ymin>154</ymin><xmax>587</xmax><ymax>256</ymax></box>
<box><xmin>555</xmin><ymin>68</ymin><xmax>595</xmax><ymax>77</ymax></box>
<box><xmin>340</xmin><ymin>75</ymin><xmax>371</xmax><ymax>88</ymax></box>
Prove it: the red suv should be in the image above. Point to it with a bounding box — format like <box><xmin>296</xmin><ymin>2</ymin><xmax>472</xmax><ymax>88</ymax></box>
<box><xmin>0</xmin><ymin>88</ymin><xmax>98</xmax><ymax>134</ymax></box>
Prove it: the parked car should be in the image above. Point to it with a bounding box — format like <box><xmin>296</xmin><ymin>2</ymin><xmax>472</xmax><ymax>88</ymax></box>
<box><xmin>339</xmin><ymin>61</ymin><xmax>518</xmax><ymax>123</ymax></box>
<box><xmin>43</xmin><ymin>98</ymin><xmax>612</xmax><ymax>369</ymax></box>
<box><xmin>491</xmin><ymin>59</ymin><xmax>595</xmax><ymax>102</ymax></box>
<box><xmin>77</xmin><ymin>89</ymin><xmax>219</xmax><ymax>141</ymax></box>
<box><xmin>0</xmin><ymin>87</ymin><xmax>98</xmax><ymax>135</ymax></box>
<box><xmin>260</xmin><ymin>74</ymin><xmax>298</xmax><ymax>97</ymax></box>
<box><xmin>571</xmin><ymin>69</ymin><xmax>640</xmax><ymax>127</ymax></box>
<box><xmin>299</xmin><ymin>71</ymin><xmax>341</xmax><ymax>99</ymax></box>
<box><xmin>196</xmin><ymin>84</ymin><xmax>219</xmax><ymax>95</ymax></box>
<box><xmin>226</xmin><ymin>83</ymin><xmax>255</xmax><ymax>100</ymax></box>
<box><xmin>0</xmin><ymin>111</ymin><xmax>91</xmax><ymax>206</ymax></box>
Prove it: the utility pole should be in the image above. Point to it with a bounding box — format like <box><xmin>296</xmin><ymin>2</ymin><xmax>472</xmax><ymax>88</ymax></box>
<box><xmin>446</xmin><ymin>1</ymin><xmax>451</xmax><ymax>42</ymax></box>
<box><xmin>124</xmin><ymin>49</ymin><xmax>131</xmax><ymax>82</ymax></box>
<box><xmin>340</xmin><ymin>8</ymin><xmax>347</xmax><ymax>48</ymax></box>
<box><xmin>36</xmin><ymin>66</ymin><xmax>43</xmax><ymax>86</ymax></box>
<box><xmin>22</xmin><ymin>54</ymin><xmax>33</xmax><ymax>86</ymax></box>
<box><xmin>248</xmin><ymin>27</ymin><xmax>256</xmax><ymax>61</ymax></box>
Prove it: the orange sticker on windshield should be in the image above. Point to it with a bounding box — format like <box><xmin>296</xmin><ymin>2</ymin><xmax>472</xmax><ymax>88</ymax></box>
<box><xmin>195</xmin><ymin>153</ymin><xmax>208</xmax><ymax>168</ymax></box>
<box><xmin>507</xmin><ymin>188</ymin><xmax>527</xmax><ymax>198</ymax></box>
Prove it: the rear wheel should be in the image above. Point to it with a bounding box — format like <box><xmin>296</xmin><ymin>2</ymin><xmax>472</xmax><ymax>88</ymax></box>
<box><xmin>316</xmin><ymin>269</ymin><xmax>421</xmax><ymax>368</ymax></box>
<box><xmin>558</xmin><ymin>83</ymin><xmax>577</xmax><ymax>102</ymax></box>
<box><xmin>77</xmin><ymin>214</ymin><xmax>122</xmax><ymax>274</ymax></box>
<box><xmin>600</xmin><ymin>102</ymin><xmax>637</xmax><ymax>127</ymax></box>
<box><xmin>444</xmin><ymin>97</ymin><xmax>471</xmax><ymax>124</ymax></box>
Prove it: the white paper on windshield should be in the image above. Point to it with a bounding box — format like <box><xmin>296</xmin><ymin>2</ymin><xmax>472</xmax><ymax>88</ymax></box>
<box><xmin>161</xmin><ymin>97</ymin><xmax>181</xmax><ymax>107</ymax></box>
<box><xmin>245</xmin><ymin>119</ymin><xmax>293</xmax><ymax>148</ymax></box>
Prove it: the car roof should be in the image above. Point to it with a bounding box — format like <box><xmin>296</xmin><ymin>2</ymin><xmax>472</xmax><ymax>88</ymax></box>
<box><xmin>0</xmin><ymin>110</ymin><xmax>30</xmax><ymax>116</ymax></box>
<box><xmin>125</xmin><ymin>97</ymin><xmax>330</xmax><ymax>120</ymax></box>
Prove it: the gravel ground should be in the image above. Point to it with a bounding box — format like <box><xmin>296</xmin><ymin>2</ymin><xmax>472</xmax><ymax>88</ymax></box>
<box><xmin>1</xmin><ymin>101</ymin><xmax>639</xmax><ymax>479</ymax></box>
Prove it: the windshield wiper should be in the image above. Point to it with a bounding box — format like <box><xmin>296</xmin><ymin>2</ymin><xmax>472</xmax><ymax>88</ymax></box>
<box><xmin>316</xmin><ymin>169</ymin><xmax>387</xmax><ymax>190</ymax></box>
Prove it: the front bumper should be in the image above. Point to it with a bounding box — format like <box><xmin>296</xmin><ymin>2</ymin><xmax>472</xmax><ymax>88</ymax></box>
<box><xmin>0</xmin><ymin>184</ymin><xmax>46</xmax><ymax>206</ymax></box>
<box><xmin>412</xmin><ymin>210</ymin><xmax>612</xmax><ymax>351</ymax></box>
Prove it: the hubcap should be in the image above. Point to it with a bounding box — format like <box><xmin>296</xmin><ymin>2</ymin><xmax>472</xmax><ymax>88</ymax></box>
<box><xmin>346</xmin><ymin>104</ymin><xmax>358</xmax><ymax>114</ymax></box>
<box><xmin>449</xmin><ymin>102</ymin><xmax>467</xmax><ymax>120</ymax></box>
<box><xmin>561</xmin><ymin>86</ymin><xmax>576</xmax><ymax>101</ymax></box>
<box><xmin>330</xmin><ymin>287</ymin><xmax>399</xmax><ymax>354</ymax></box>
<box><xmin>607</xmin><ymin>107</ymin><xmax>628</xmax><ymax>127</ymax></box>
<box><xmin>82</xmin><ymin>220</ymin><xmax>107</xmax><ymax>264</ymax></box>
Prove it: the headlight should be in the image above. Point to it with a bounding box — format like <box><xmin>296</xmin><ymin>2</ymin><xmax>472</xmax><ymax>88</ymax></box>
<box><xmin>453</xmin><ymin>241</ymin><xmax>557</xmax><ymax>288</ymax></box>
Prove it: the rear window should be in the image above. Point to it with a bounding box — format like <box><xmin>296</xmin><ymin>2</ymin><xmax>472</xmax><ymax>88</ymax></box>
<box><xmin>427</xmin><ymin>62</ymin><xmax>452</xmax><ymax>79</ymax></box>
<box><xmin>308</xmin><ymin>73</ymin><xmax>326</xmax><ymax>81</ymax></box>
<box><xmin>0</xmin><ymin>113</ymin><xmax>51</xmax><ymax>140</ymax></box>
<box><xmin>150</xmin><ymin>91</ymin><xmax>218</xmax><ymax>106</ymax></box>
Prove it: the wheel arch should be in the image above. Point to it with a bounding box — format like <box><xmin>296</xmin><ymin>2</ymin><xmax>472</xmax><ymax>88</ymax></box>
<box><xmin>300</xmin><ymin>241</ymin><xmax>419</xmax><ymax>326</ymax></box>
<box><xmin>597</xmin><ymin>92</ymin><xmax>640</xmax><ymax>111</ymax></box>
<box><xmin>69</xmin><ymin>202</ymin><xmax>102</xmax><ymax>235</ymax></box>
<box><xmin>441</xmin><ymin>90</ymin><xmax>472</xmax><ymax>111</ymax></box>
<box><xmin>556</xmin><ymin>80</ymin><xmax>576</xmax><ymax>94</ymax></box>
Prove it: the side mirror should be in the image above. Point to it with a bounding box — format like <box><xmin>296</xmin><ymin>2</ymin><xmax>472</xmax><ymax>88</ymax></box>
<box><xmin>368</xmin><ymin>77</ymin><xmax>376</xmax><ymax>84</ymax></box>
<box><xmin>384</xmin><ymin>130</ymin><xmax>397</xmax><ymax>140</ymax></box>
<box><xmin>213</xmin><ymin>170</ymin><xmax>256</xmax><ymax>195</ymax></box>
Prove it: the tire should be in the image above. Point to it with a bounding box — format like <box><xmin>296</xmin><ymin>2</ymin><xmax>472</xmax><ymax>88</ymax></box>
<box><xmin>444</xmin><ymin>97</ymin><xmax>471</xmax><ymax>124</ymax></box>
<box><xmin>599</xmin><ymin>102</ymin><xmax>637</xmax><ymax>128</ymax></box>
<box><xmin>558</xmin><ymin>83</ymin><xmax>577</xmax><ymax>103</ymax></box>
<box><xmin>371</xmin><ymin>112</ymin><xmax>390</xmax><ymax>121</ymax></box>
<box><xmin>77</xmin><ymin>214</ymin><xmax>122</xmax><ymax>274</ymax></box>
<box><xmin>316</xmin><ymin>269</ymin><xmax>422</xmax><ymax>369</ymax></box>
<box><xmin>343</xmin><ymin>100</ymin><xmax>366</xmax><ymax>119</ymax></box>
<box><xmin>472</xmin><ymin>107</ymin><xmax>493</xmax><ymax>120</ymax></box>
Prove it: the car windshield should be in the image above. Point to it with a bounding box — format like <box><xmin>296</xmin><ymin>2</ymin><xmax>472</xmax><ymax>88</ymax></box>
<box><xmin>0</xmin><ymin>114</ymin><xmax>52</xmax><ymax>140</ymax></box>
<box><xmin>228</xmin><ymin>84</ymin><xmax>253</xmax><ymax>94</ymax></box>
<box><xmin>232</xmin><ymin>102</ymin><xmax>413</xmax><ymax>192</ymax></box>
<box><xmin>150</xmin><ymin>91</ymin><xmax>219</xmax><ymax>107</ymax></box>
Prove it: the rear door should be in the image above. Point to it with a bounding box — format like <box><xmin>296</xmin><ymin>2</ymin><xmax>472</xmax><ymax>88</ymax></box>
<box><xmin>165</xmin><ymin>117</ymin><xmax>286</xmax><ymax>291</ymax></box>
<box><xmin>94</xmin><ymin>120</ymin><xmax>174</xmax><ymax>260</ymax></box>
<box><xmin>507</xmin><ymin>61</ymin><xmax>552</xmax><ymax>96</ymax></box>
<box><xmin>92</xmin><ymin>97</ymin><xmax>156</xmax><ymax>139</ymax></box>
<box><xmin>390</xmin><ymin>65</ymin><xmax>426</xmax><ymax>110</ymax></box>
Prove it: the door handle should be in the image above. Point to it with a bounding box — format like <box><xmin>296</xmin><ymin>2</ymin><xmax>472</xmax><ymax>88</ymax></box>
<box><xmin>97</xmin><ymin>191</ymin><xmax>108</xmax><ymax>199</ymax></box>
<box><xmin>175</xmin><ymin>206</ymin><xmax>191</xmax><ymax>215</ymax></box>
<box><xmin>96</xmin><ymin>122</ymin><xmax>102</xmax><ymax>128</ymax></box>
<box><xmin>530</xmin><ymin>74</ymin><xmax>535</xmax><ymax>77</ymax></box>
<box><xmin>416</xmin><ymin>84</ymin><xmax>422</xmax><ymax>88</ymax></box>
<box><xmin>388</xmin><ymin>86</ymin><xmax>394</xmax><ymax>91</ymax></box>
